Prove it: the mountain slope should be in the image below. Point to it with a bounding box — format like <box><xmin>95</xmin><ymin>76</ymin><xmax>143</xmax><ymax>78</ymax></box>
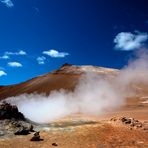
<box><xmin>0</xmin><ymin>64</ymin><xmax>119</xmax><ymax>100</ymax></box>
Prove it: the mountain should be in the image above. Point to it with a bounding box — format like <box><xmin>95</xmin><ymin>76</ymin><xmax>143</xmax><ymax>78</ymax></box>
<box><xmin>0</xmin><ymin>63</ymin><xmax>119</xmax><ymax>100</ymax></box>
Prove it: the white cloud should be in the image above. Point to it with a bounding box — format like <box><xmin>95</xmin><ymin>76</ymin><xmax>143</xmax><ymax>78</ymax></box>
<box><xmin>8</xmin><ymin>62</ymin><xmax>22</xmax><ymax>67</ymax></box>
<box><xmin>18</xmin><ymin>50</ymin><xmax>27</xmax><ymax>55</ymax></box>
<box><xmin>37</xmin><ymin>56</ymin><xmax>46</xmax><ymax>65</ymax></box>
<box><xmin>0</xmin><ymin>70</ymin><xmax>7</xmax><ymax>77</ymax></box>
<box><xmin>114</xmin><ymin>32</ymin><xmax>148</xmax><ymax>51</ymax></box>
<box><xmin>5</xmin><ymin>50</ymin><xmax>27</xmax><ymax>56</ymax></box>
<box><xmin>43</xmin><ymin>49</ymin><xmax>69</xmax><ymax>58</ymax></box>
<box><xmin>0</xmin><ymin>55</ymin><xmax>9</xmax><ymax>59</ymax></box>
<box><xmin>0</xmin><ymin>50</ymin><xmax>27</xmax><ymax>60</ymax></box>
<box><xmin>0</xmin><ymin>0</ymin><xmax>14</xmax><ymax>8</ymax></box>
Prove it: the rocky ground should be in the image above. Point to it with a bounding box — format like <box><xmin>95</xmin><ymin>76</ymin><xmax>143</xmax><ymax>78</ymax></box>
<box><xmin>0</xmin><ymin>102</ymin><xmax>148</xmax><ymax>148</ymax></box>
<box><xmin>0</xmin><ymin>118</ymin><xmax>147</xmax><ymax>148</ymax></box>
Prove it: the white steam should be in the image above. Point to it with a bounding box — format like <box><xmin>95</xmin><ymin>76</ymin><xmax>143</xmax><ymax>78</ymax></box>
<box><xmin>5</xmin><ymin>50</ymin><xmax>148</xmax><ymax>123</ymax></box>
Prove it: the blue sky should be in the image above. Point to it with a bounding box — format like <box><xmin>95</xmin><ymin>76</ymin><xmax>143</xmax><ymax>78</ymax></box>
<box><xmin>0</xmin><ymin>0</ymin><xmax>148</xmax><ymax>85</ymax></box>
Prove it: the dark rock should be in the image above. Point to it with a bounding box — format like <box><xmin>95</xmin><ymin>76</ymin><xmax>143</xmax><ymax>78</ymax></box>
<box><xmin>30</xmin><ymin>132</ymin><xmax>43</xmax><ymax>141</ymax></box>
<box><xmin>0</xmin><ymin>102</ymin><xmax>25</xmax><ymax>120</ymax></box>
<box><xmin>52</xmin><ymin>143</ymin><xmax>58</xmax><ymax>146</ymax></box>
<box><xmin>120</xmin><ymin>117</ymin><xmax>132</xmax><ymax>124</ymax></box>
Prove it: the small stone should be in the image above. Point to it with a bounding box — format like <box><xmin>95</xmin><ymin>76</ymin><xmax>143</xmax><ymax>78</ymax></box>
<box><xmin>52</xmin><ymin>143</ymin><xmax>58</xmax><ymax>146</ymax></box>
<box><xmin>143</xmin><ymin>127</ymin><xmax>148</xmax><ymax>130</ymax></box>
<box><xmin>30</xmin><ymin>132</ymin><xmax>43</xmax><ymax>141</ymax></box>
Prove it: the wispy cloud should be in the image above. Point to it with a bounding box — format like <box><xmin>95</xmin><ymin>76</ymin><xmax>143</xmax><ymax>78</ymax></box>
<box><xmin>0</xmin><ymin>70</ymin><xmax>7</xmax><ymax>77</ymax></box>
<box><xmin>8</xmin><ymin>62</ymin><xmax>22</xmax><ymax>68</ymax></box>
<box><xmin>114</xmin><ymin>31</ymin><xmax>148</xmax><ymax>51</ymax></box>
<box><xmin>0</xmin><ymin>50</ymin><xmax>27</xmax><ymax>60</ymax></box>
<box><xmin>43</xmin><ymin>49</ymin><xmax>69</xmax><ymax>58</ymax></box>
<box><xmin>0</xmin><ymin>0</ymin><xmax>14</xmax><ymax>8</ymax></box>
<box><xmin>37</xmin><ymin>56</ymin><xmax>46</xmax><ymax>65</ymax></box>
<box><xmin>5</xmin><ymin>50</ymin><xmax>27</xmax><ymax>56</ymax></box>
<box><xmin>0</xmin><ymin>55</ymin><xmax>9</xmax><ymax>60</ymax></box>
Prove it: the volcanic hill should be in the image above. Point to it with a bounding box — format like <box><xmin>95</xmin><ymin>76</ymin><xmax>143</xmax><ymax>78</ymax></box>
<box><xmin>0</xmin><ymin>63</ymin><xmax>119</xmax><ymax>100</ymax></box>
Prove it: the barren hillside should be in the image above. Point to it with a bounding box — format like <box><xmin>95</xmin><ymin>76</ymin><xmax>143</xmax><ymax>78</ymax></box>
<box><xmin>0</xmin><ymin>63</ymin><xmax>119</xmax><ymax>100</ymax></box>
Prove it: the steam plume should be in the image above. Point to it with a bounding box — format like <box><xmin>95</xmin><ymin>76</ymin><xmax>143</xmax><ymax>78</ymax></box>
<box><xmin>5</xmin><ymin>50</ymin><xmax>148</xmax><ymax>123</ymax></box>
